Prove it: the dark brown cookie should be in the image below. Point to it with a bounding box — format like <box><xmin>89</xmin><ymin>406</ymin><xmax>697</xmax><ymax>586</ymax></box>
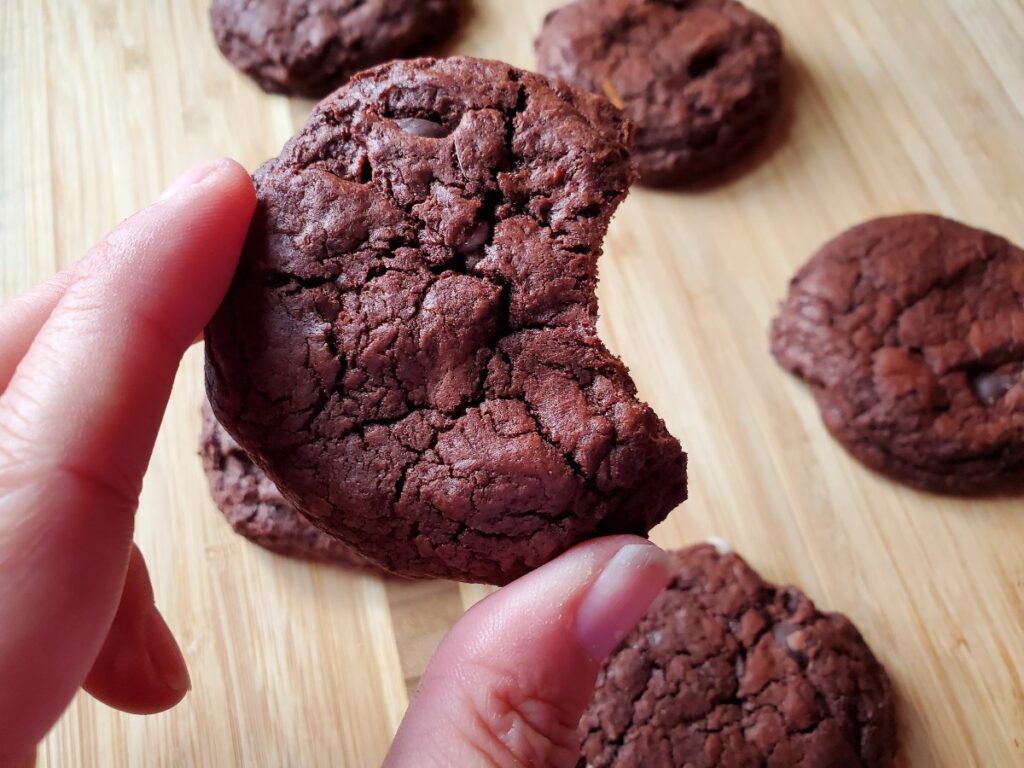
<box><xmin>205</xmin><ymin>57</ymin><xmax>688</xmax><ymax>585</ymax></box>
<box><xmin>579</xmin><ymin>544</ymin><xmax>897</xmax><ymax>768</ymax></box>
<box><xmin>200</xmin><ymin>403</ymin><xmax>382</xmax><ymax>570</ymax></box>
<box><xmin>771</xmin><ymin>214</ymin><xmax>1024</xmax><ymax>494</ymax></box>
<box><xmin>535</xmin><ymin>0</ymin><xmax>783</xmax><ymax>186</ymax></box>
<box><xmin>210</xmin><ymin>0</ymin><xmax>463</xmax><ymax>97</ymax></box>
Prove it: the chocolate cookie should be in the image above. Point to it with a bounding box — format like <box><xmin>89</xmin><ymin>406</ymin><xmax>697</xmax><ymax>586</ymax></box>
<box><xmin>210</xmin><ymin>0</ymin><xmax>462</xmax><ymax>97</ymax></box>
<box><xmin>200</xmin><ymin>404</ymin><xmax>382</xmax><ymax>569</ymax></box>
<box><xmin>579</xmin><ymin>544</ymin><xmax>897</xmax><ymax>767</ymax></box>
<box><xmin>772</xmin><ymin>214</ymin><xmax>1024</xmax><ymax>494</ymax></box>
<box><xmin>205</xmin><ymin>57</ymin><xmax>688</xmax><ymax>585</ymax></box>
<box><xmin>535</xmin><ymin>0</ymin><xmax>783</xmax><ymax>186</ymax></box>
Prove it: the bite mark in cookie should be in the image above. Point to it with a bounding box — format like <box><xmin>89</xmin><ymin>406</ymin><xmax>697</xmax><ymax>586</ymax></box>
<box><xmin>205</xmin><ymin>57</ymin><xmax>688</xmax><ymax>584</ymax></box>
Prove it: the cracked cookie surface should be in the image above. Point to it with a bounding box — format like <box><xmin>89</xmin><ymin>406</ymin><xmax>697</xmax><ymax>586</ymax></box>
<box><xmin>201</xmin><ymin>403</ymin><xmax>382</xmax><ymax>570</ymax></box>
<box><xmin>205</xmin><ymin>57</ymin><xmax>688</xmax><ymax>584</ymax></box>
<box><xmin>578</xmin><ymin>544</ymin><xmax>896</xmax><ymax>767</ymax></box>
<box><xmin>772</xmin><ymin>214</ymin><xmax>1024</xmax><ymax>494</ymax></box>
<box><xmin>210</xmin><ymin>0</ymin><xmax>462</xmax><ymax>96</ymax></box>
<box><xmin>535</xmin><ymin>0</ymin><xmax>782</xmax><ymax>186</ymax></box>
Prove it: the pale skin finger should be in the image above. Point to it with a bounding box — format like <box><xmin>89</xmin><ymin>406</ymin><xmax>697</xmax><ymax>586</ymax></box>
<box><xmin>82</xmin><ymin>545</ymin><xmax>192</xmax><ymax>714</ymax></box>
<box><xmin>0</xmin><ymin>273</ymin><xmax>74</xmax><ymax>393</ymax></box>
<box><xmin>0</xmin><ymin>159</ymin><xmax>255</xmax><ymax>759</ymax></box>
<box><xmin>385</xmin><ymin>536</ymin><xmax>671</xmax><ymax>768</ymax></box>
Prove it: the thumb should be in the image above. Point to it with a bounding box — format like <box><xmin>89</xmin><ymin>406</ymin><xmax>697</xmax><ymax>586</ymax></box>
<box><xmin>385</xmin><ymin>537</ymin><xmax>671</xmax><ymax>768</ymax></box>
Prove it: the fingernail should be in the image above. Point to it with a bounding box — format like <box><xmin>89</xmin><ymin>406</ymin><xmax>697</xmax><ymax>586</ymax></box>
<box><xmin>575</xmin><ymin>543</ymin><xmax>671</xmax><ymax>662</ymax></box>
<box><xmin>158</xmin><ymin>159</ymin><xmax>227</xmax><ymax>201</ymax></box>
<box><xmin>143</xmin><ymin>607</ymin><xmax>192</xmax><ymax>694</ymax></box>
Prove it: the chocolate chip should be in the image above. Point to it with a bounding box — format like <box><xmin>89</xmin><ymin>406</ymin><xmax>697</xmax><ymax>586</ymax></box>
<box><xmin>688</xmin><ymin>47</ymin><xmax>725</xmax><ymax>79</ymax></box>
<box><xmin>782</xmin><ymin>588</ymin><xmax>803</xmax><ymax>614</ymax></box>
<box><xmin>396</xmin><ymin>116</ymin><xmax>452</xmax><ymax>138</ymax></box>
<box><xmin>773</xmin><ymin>623</ymin><xmax>808</xmax><ymax>665</ymax></box>
<box><xmin>456</xmin><ymin>220</ymin><xmax>492</xmax><ymax>258</ymax></box>
<box><xmin>971</xmin><ymin>370</ymin><xmax>1018</xmax><ymax>405</ymax></box>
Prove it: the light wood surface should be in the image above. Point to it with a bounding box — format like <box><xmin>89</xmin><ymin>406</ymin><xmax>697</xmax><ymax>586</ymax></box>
<box><xmin>3</xmin><ymin>1</ymin><xmax>1023</xmax><ymax>765</ymax></box>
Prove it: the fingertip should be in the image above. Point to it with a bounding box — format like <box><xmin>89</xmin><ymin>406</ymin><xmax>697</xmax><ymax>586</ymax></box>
<box><xmin>201</xmin><ymin>158</ymin><xmax>257</xmax><ymax>213</ymax></box>
<box><xmin>387</xmin><ymin>537</ymin><xmax>671</xmax><ymax>767</ymax></box>
<box><xmin>159</xmin><ymin>157</ymin><xmax>255</xmax><ymax>209</ymax></box>
<box><xmin>83</xmin><ymin>549</ymin><xmax>191</xmax><ymax>715</ymax></box>
<box><xmin>84</xmin><ymin>602</ymin><xmax>191</xmax><ymax>715</ymax></box>
<box><xmin>149</xmin><ymin>158</ymin><xmax>256</xmax><ymax>269</ymax></box>
<box><xmin>574</xmin><ymin>542</ymin><xmax>671</xmax><ymax>661</ymax></box>
<box><xmin>84</xmin><ymin>606</ymin><xmax>191</xmax><ymax>716</ymax></box>
<box><xmin>92</xmin><ymin>156</ymin><xmax>256</xmax><ymax>350</ymax></box>
<box><xmin>143</xmin><ymin>607</ymin><xmax>192</xmax><ymax>701</ymax></box>
<box><xmin>441</xmin><ymin>535</ymin><xmax>664</xmax><ymax>665</ymax></box>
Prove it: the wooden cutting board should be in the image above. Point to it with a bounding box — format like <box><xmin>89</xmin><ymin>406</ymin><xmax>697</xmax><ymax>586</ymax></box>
<box><xmin>3</xmin><ymin>0</ymin><xmax>1023</xmax><ymax>765</ymax></box>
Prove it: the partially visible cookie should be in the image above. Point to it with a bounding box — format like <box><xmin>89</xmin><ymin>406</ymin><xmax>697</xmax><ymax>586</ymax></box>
<box><xmin>201</xmin><ymin>403</ymin><xmax>382</xmax><ymax>570</ymax></box>
<box><xmin>579</xmin><ymin>544</ymin><xmax>897</xmax><ymax>767</ymax></box>
<box><xmin>536</xmin><ymin>0</ymin><xmax>782</xmax><ymax>186</ymax></box>
<box><xmin>772</xmin><ymin>214</ymin><xmax>1024</xmax><ymax>494</ymax></box>
<box><xmin>205</xmin><ymin>57</ymin><xmax>688</xmax><ymax>585</ymax></box>
<box><xmin>210</xmin><ymin>0</ymin><xmax>463</xmax><ymax>97</ymax></box>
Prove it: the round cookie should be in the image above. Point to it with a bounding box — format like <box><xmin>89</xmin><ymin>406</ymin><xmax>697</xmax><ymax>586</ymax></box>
<box><xmin>210</xmin><ymin>0</ymin><xmax>463</xmax><ymax>97</ymax></box>
<box><xmin>535</xmin><ymin>0</ymin><xmax>783</xmax><ymax>186</ymax></box>
<box><xmin>201</xmin><ymin>403</ymin><xmax>382</xmax><ymax>570</ymax></box>
<box><xmin>205</xmin><ymin>57</ymin><xmax>688</xmax><ymax>585</ymax></box>
<box><xmin>771</xmin><ymin>214</ymin><xmax>1024</xmax><ymax>494</ymax></box>
<box><xmin>578</xmin><ymin>544</ymin><xmax>897</xmax><ymax>767</ymax></box>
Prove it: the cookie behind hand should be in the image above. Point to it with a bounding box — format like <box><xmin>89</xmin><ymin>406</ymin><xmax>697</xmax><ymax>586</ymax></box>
<box><xmin>206</xmin><ymin>57</ymin><xmax>688</xmax><ymax>584</ymax></box>
<box><xmin>201</xmin><ymin>403</ymin><xmax>383</xmax><ymax>571</ymax></box>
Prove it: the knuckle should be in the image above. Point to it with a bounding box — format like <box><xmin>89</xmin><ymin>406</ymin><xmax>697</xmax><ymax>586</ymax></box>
<box><xmin>127</xmin><ymin>302</ymin><xmax>188</xmax><ymax>358</ymax></box>
<box><xmin>0</xmin><ymin>392</ymin><xmax>46</xmax><ymax>471</ymax></box>
<box><xmin>0</xmin><ymin>396</ymin><xmax>138</xmax><ymax>513</ymax></box>
<box><xmin>458</xmin><ymin>677</ymin><xmax>580</xmax><ymax>768</ymax></box>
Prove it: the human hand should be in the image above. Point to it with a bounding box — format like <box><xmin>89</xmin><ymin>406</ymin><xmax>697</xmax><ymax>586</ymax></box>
<box><xmin>385</xmin><ymin>536</ymin><xmax>671</xmax><ymax>767</ymax></box>
<box><xmin>0</xmin><ymin>159</ymin><xmax>256</xmax><ymax>764</ymax></box>
<box><xmin>0</xmin><ymin>159</ymin><xmax>671</xmax><ymax>768</ymax></box>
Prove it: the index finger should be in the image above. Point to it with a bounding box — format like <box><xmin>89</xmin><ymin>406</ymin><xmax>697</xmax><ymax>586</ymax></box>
<box><xmin>0</xmin><ymin>272</ymin><xmax>74</xmax><ymax>394</ymax></box>
<box><xmin>0</xmin><ymin>159</ymin><xmax>255</xmax><ymax>755</ymax></box>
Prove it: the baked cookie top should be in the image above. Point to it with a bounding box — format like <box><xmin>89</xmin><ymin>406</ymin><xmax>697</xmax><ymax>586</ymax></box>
<box><xmin>210</xmin><ymin>0</ymin><xmax>462</xmax><ymax>96</ymax></box>
<box><xmin>536</xmin><ymin>0</ymin><xmax>783</xmax><ymax>185</ymax></box>
<box><xmin>579</xmin><ymin>544</ymin><xmax>897</xmax><ymax>767</ymax></box>
<box><xmin>772</xmin><ymin>214</ymin><xmax>1024</xmax><ymax>494</ymax></box>
<box><xmin>205</xmin><ymin>57</ymin><xmax>688</xmax><ymax>584</ymax></box>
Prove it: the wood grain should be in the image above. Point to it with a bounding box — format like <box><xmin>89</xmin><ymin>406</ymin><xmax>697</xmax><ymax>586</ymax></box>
<box><xmin>2</xmin><ymin>0</ymin><xmax>1022</xmax><ymax>765</ymax></box>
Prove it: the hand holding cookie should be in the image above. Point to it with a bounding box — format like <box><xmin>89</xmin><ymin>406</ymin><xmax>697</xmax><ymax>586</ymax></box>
<box><xmin>0</xmin><ymin>158</ymin><xmax>674</xmax><ymax>766</ymax></box>
<box><xmin>0</xmin><ymin>160</ymin><xmax>256</xmax><ymax>761</ymax></box>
